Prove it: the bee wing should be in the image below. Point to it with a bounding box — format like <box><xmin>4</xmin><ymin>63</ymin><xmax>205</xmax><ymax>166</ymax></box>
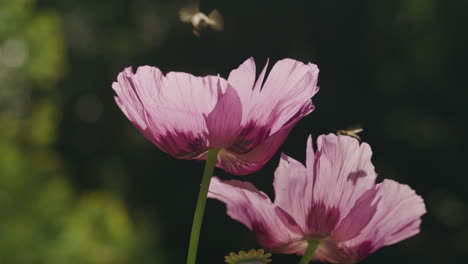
<box><xmin>179</xmin><ymin>3</ymin><xmax>199</xmax><ymax>23</ymax></box>
<box><xmin>350</xmin><ymin>128</ymin><xmax>364</xmax><ymax>134</ymax></box>
<box><xmin>337</xmin><ymin>130</ymin><xmax>346</xmax><ymax>135</ymax></box>
<box><xmin>352</xmin><ymin>133</ymin><xmax>362</xmax><ymax>140</ymax></box>
<box><xmin>207</xmin><ymin>9</ymin><xmax>224</xmax><ymax>31</ymax></box>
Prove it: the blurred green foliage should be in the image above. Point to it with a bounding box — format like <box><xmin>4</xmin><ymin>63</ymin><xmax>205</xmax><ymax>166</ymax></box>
<box><xmin>0</xmin><ymin>1</ymin><xmax>163</xmax><ymax>263</ymax></box>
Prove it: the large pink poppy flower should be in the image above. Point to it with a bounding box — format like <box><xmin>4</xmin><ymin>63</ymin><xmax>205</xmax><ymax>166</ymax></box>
<box><xmin>112</xmin><ymin>58</ymin><xmax>319</xmax><ymax>175</ymax></box>
<box><xmin>209</xmin><ymin>134</ymin><xmax>426</xmax><ymax>263</ymax></box>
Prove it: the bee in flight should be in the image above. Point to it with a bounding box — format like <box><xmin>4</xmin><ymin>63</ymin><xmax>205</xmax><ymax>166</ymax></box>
<box><xmin>179</xmin><ymin>3</ymin><xmax>224</xmax><ymax>37</ymax></box>
<box><xmin>337</xmin><ymin>127</ymin><xmax>364</xmax><ymax>140</ymax></box>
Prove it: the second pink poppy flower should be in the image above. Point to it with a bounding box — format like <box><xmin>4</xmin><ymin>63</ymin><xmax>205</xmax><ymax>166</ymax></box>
<box><xmin>209</xmin><ymin>134</ymin><xmax>426</xmax><ymax>263</ymax></box>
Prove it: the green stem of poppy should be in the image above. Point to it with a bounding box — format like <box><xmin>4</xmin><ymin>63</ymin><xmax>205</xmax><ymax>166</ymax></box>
<box><xmin>298</xmin><ymin>240</ymin><xmax>320</xmax><ymax>264</ymax></box>
<box><xmin>186</xmin><ymin>148</ymin><xmax>220</xmax><ymax>264</ymax></box>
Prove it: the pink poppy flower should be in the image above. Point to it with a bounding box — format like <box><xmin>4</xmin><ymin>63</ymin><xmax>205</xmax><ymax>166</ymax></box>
<box><xmin>208</xmin><ymin>134</ymin><xmax>426</xmax><ymax>263</ymax></box>
<box><xmin>112</xmin><ymin>58</ymin><xmax>319</xmax><ymax>175</ymax></box>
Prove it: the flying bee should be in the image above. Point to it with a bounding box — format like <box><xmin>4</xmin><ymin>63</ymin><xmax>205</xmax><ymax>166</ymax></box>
<box><xmin>337</xmin><ymin>127</ymin><xmax>364</xmax><ymax>140</ymax></box>
<box><xmin>179</xmin><ymin>3</ymin><xmax>224</xmax><ymax>37</ymax></box>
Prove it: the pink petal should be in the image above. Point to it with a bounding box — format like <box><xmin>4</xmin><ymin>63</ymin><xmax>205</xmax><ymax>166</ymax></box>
<box><xmin>114</xmin><ymin>66</ymin><xmax>229</xmax><ymax>158</ymax></box>
<box><xmin>306</xmin><ymin>201</ymin><xmax>341</xmax><ymax>236</ymax></box>
<box><xmin>159</xmin><ymin>71</ymin><xmax>220</xmax><ymax>114</ymax></box>
<box><xmin>131</xmin><ymin>66</ymin><xmax>164</xmax><ymax>111</ymax></box>
<box><xmin>227</xmin><ymin>57</ymin><xmax>271</xmax><ymax>127</ymax></box>
<box><xmin>302</xmin><ymin>136</ymin><xmax>344</xmax><ymax>235</ymax></box>
<box><xmin>204</xmin><ymin>82</ymin><xmax>243</xmax><ymax>148</ymax></box>
<box><xmin>215</xmin><ymin>149</ymin><xmax>265</xmax><ymax>176</ymax></box>
<box><xmin>208</xmin><ymin>177</ymin><xmax>302</xmax><ymax>249</ymax></box>
<box><xmin>215</xmin><ymin>125</ymin><xmax>289</xmax><ymax>175</ymax></box>
<box><xmin>343</xmin><ymin>179</ymin><xmax>426</xmax><ymax>260</ymax></box>
<box><xmin>247</xmin><ymin>59</ymin><xmax>319</xmax><ymax>134</ymax></box>
<box><xmin>331</xmin><ymin>187</ymin><xmax>379</xmax><ymax>241</ymax></box>
<box><xmin>219</xmin><ymin>101</ymin><xmax>313</xmax><ymax>175</ymax></box>
<box><xmin>113</xmin><ymin>68</ymin><xmax>168</xmax><ymax>152</ymax></box>
<box><xmin>312</xmin><ymin>241</ymin><xmax>351</xmax><ymax>264</ymax></box>
<box><xmin>112</xmin><ymin>67</ymin><xmax>157</xmax><ymax>130</ymax></box>
<box><xmin>308</xmin><ymin>134</ymin><xmax>378</xmax><ymax>234</ymax></box>
<box><xmin>274</xmin><ymin>206</ymin><xmax>304</xmax><ymax>235</ymax></box>
<box><xmin>227</xmin><ymin>57</ymin><xmax>256</xmax><ymax>110</ymax></box>
<box><xmin>273</xmin><ymin>153</ymin><xmax>311</xmax><ymax>231</ymax></box>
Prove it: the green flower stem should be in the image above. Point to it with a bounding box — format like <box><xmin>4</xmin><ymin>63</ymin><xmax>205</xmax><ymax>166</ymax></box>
<box><xmin>298</xmin><ymin>240</ymin><xmax>320</xmax><ymax>264</ymax></box>
<box><xmin>186</xmin><ymin>148</ymin><xmax>220</xmax><ymax>264</ymax></box>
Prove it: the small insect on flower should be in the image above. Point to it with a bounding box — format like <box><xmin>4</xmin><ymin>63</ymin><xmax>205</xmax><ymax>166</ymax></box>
<box><xmin>179</xmin><ymin>3</ymin><xmax>223</xmax><ymax>37</ymax></box>
<box><xmin>337</xmin><ymin>126</ymin><xmax>364</xmax><ymax>140</ymax></box>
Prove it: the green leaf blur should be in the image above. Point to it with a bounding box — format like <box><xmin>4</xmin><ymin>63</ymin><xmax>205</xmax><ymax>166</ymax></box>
<box><xmin>0</xmin><ymin>1</ymin><xmax>163</xmax><ymax>263</ymax></box>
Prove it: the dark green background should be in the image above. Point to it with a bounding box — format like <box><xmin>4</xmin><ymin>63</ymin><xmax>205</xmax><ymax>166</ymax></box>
<box><xmin>1</xmin><ymin>0</ymin><xmax>467</xmax><ymax>263</ymax></box>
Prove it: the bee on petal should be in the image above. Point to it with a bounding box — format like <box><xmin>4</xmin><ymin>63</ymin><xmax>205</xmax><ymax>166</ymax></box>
<box><xmin>179</xmin><ymin>3</ymin><xmax>224</xmax><ymax>37</ymax></box>
<box><xmin>337</xmin><ymin>126</ymin><xmax>364</xmax><ymax>140</ymax></box>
